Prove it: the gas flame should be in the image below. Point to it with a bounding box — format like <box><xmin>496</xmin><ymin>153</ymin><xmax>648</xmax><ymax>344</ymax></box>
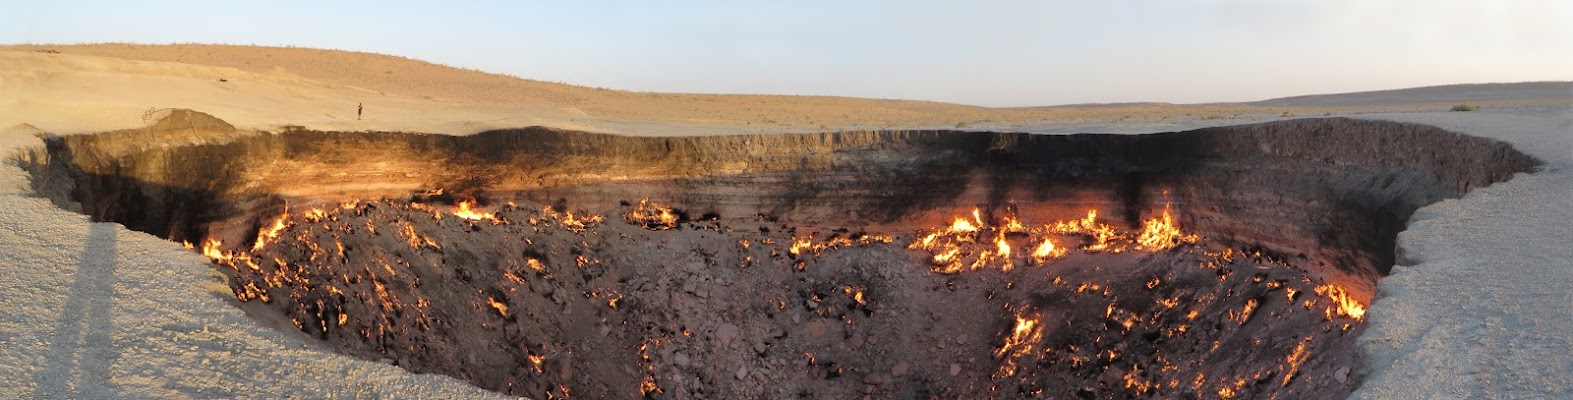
<box><xmin>1281</xmin><ymin>338</ymin><xmax>1312</xmax><ymax>386</ymax></box>
<box><xmin>1134</xmin><ymin>205</ymin><xmax>1199</xmax><ymax>251</ymax></box>
<box><xmin>842</xmin><ymin>285</ymin><xmax>867</xmax><ymax>306</ymax></box>
<box><xmin>201</xmin><ymin>239</ymin><xmax>230</xmax><ymax>262</ymax></box>
<box><xmin>787</xmin><ymin>234</ymin><xmax>891</xmax><ymax>263</ymax></box>
<box><xmin>994</xmin><ymin>310</ymin><xmax>1046</xmax><ymax>378</ymax></box>
<box><xmin>486</xmin><ymin>296</ymin><xmax>509</xmax><ymax>317</ymax></box>
<box><xmin>544</xmin><ymin>206</ymin><xmax>603</xmax><ymax>233</ymax></box>
<box><xmin>451</xmin><ymin>199</ymin><xmax>496</xmax><ymax>221</ymax></box>
<box><xmin>303</xmin><ymin>207</ymin><xmax>329</xmax><ymax>223</ymax></box>
<box><xmin>1313</xmin><ymin>284</ymin><xmax>1366</xmax><ymax>321</ymax></box>
<box><xmin>639</xmin><ymin>376</ymin><xmax>662</xmax><ymax>396</ymax></box>
<box><xmin>1046</xmin><ymin>210</ymin><xmax>1125</xmax><ymax>253</ymax></box>
<box><xmin>1030</xmin><ymin>238</ymin><xmax>1066</xmax><ymax>264</ymax></box>
<box><xmin>253</xmin><ymin>211</ymin><xmax>289</xmax><ymax>250</ymax></box>
<box><xmin>627</xmin><ymin>198</ymin><xmax>679</xmax><ymax>230</ymax></box>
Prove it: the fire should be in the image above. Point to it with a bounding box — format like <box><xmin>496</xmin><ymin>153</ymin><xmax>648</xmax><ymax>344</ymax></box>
<box><xmin>789</xmin><ymin>237</ymin><xmax>813</xmax><ymax>258</ymax></box>
<box><xmin>842</xmin><ymin>285</ymin><xmax>867</xmax><ymax>306</ymax></box>
<box><xmin>525</xmin><ymin>258</ymin><xmax>547</xmax><ymax>272</ymax></box>
<box><xmin>528</xmin><ymin>354</ymin><xmax>546</xmax><ymax>372</ymax></box>
<box><xmin>1227</xmin><ymin>299</ymin><xmax>1259</xmax><ymax>325</ymax></box>
<box><xmin>1123</xmin><ymin>364</ymin><xmax>1157</xmax><ymax>395</ymax></box>
<box><xmin>787</xmin><ymin>233</ymin><xmax>891</xmax><ymax>263</ymax></box>
<box><xmin>1134</xmin><ymin>204</ymin><xmax>1199</xmax><ymax>251</ymax></box>
<box><xmin>627</xmin><ymin>198</ymin><xmax>679</xmax><ymax>230</ymax></box>
<box><xmin>303</xmin><ymin>207</ymin><xmax>329</xmax><ymax>223</ymax></box>
<box><xmin>451</xmin><ymin>199</ymin><xmax>496</xmax><ymax>221</ymax></box>
<box><xmin>253</xmin><ymin>212</ymin><xmax>289</xmax><ymax>250</ymax></box>
<box><xmin>1046</xmin><ymin>210</ymin><xmax>1125</xmax><ymax>253</ymax></box>
<box><xmin>543</xmin><ymin>205</ymin><xmax>603</xmax><ymax>233</ymax></box>
<box><xmin>486</xmin><ymin>296</ymin><xmax>509</xmax><ymax>317</ymax></box>
<box><xmin>1281</xmin><ymin>338</ymin><xmax>1312</xmax><ymax>386</ymax></box>
<box><xmin>913</xmin><ymin>205</ymin><xmax>1198</xmax><ymax>273</ymax></box>
<box><xmin>1313</xmin><ymin>284</ymin><xmax>1367</xmax><ymax>321</ymax></box>
<box><xmin>911</xmin><ymin>207</ymin><xmax>1019</xmax><ymax>274</ymax></box>
<box><xmin>993</xmin><ymin>310</ymin><xmax>1046</xmax><ymax>378</ymax></box>
<box><xmin>639</xmin><ymin>376</ymin><xmax>662</xmax><ymax>396</ymax></box>
<box><xmin>1030</xmin><ymin>238</ymin><xmax>1066</xmax><ymax>264</ymax></box>
<box><xmin>993</xmin><ymin>233</ymin><xmax>1015</xmax><ymax>272</ymax></box>
<box><xmin>201</xmin><ymin>239</ymin><xmax>230</xmax><ymax>262</ymax></box>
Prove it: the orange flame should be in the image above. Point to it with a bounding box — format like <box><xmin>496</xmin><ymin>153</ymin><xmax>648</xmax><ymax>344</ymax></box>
<box><xmin>1046</xmin><ymin>210</ymin><xmax>1125</xmax><ymax>253</ymax></box>
<box><xmin>1313</xmin><ymin>284</ymin><xmax>1366</xmax><ymax>321</ymax></box>
<box><xmin>1134</xmin><ymin>205</ymin><xmax>1199</xmax><ymax>251</ymax></box>
<box><xmin>627</xmin><ymin>198</ymin><xmax>679</xmax><ymax>230</ymax></box>
<box><xmin>994</xmin><ymin>310</ymin><xmax>1046</xmax><ymax>378</ymax></box>
<box><xmin>253</xmin><ymin>211</ymin><xmax>289</xmax><ymax>251</ymax></box>
<box><xmin>303</xmin><ymin>207</ymin><xmax>328</xmax><ymax>223</ymax></box>
<box><xmin>843</xmin><ymin>285</ymin><xmax>867</xmax><ymax>306</ymax></box>
<box><xmin>451</xmin><ymin>199</ymin><xmax>496</xmax><ymax>221</ymax></box>
<box><xmin>639</xmin><ymin>376</ymin><xmax>662</xmax><ymax>396</ymax></box>
<box><xmin>1031</xmin><ymin>238</ymin><xmax>1067</xmax><ymax>264</ymax></box>
<box><xmin>486</xmin><ymin>296</ymin><xmax>509</xmax><ymax>317</ymax></box>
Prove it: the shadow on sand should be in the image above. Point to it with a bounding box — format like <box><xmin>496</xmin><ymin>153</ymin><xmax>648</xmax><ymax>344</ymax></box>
<box><xmin>36</xmin><ymin>222</ymin><xmax>118</xmax><ymax>396</ymax></box>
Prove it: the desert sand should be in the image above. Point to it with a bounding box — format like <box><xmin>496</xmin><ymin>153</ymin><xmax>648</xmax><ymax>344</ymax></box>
<box><xmin>0</xmin><ymin>44</ymin><xmax>1569</xmax><ymax>399</ymax></box>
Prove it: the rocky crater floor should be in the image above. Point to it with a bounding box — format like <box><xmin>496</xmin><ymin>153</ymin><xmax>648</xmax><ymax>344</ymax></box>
<box><xmin>17</xmin><ymin>111</ymin><xmax>1538</xmax><ymax>399</ymax></box>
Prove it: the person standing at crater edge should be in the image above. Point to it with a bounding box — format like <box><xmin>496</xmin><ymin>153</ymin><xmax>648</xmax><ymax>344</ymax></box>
<box><xmin>357</xmin><ymin>103</ymin><xmax>363</xmax><ymax>120</ymax></box>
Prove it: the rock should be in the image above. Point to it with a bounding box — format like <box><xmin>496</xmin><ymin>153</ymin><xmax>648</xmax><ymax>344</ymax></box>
<box><xmin>716</xmin><ymin>323</ymin><xmax>739</xmax><ymax>344</ymax></box>
<box><xmin>674</xmin><ymin>352</ymin><xmax>691</xmax><ymax>367</ymax></box>
<box><xmin>863</xmin><ymin>373</ymin><xmax>888</xmax><ymax>385</ymax></box>
<box><xmin>1334</xmin><ymin>366</ymin><xmax>1350</xmax><ymax>383</ymax></box>
<box><xmin>950</xmin><ymin>363</ymin><xmax>961</xmax><ymax>376</ymax></box>
<box><xmin>806</xmin><ymin>320</ymin><xmax>828</xmax><ymax>339</ymax></box>
<box><xmin>891</xmin><ymin>361</ymin><xmax>909</xmax><ymax>377</ymax></box>
<box><xmin>735</xmin><ymin>366</ymin><xmax>748</xmax><ymax>380</ymax></box>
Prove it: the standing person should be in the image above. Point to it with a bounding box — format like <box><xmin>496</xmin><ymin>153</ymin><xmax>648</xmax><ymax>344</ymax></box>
<box><xmin>357</xmin><ymin>103</ymin><xmax>363</xmax><ymax>120</ymax></box>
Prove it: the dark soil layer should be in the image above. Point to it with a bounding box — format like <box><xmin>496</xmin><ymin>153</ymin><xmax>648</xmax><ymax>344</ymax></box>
<box><xmin>18</xmin><ymin>111</ymin><xmax>1539</xmax><ymax>399</ymax></box>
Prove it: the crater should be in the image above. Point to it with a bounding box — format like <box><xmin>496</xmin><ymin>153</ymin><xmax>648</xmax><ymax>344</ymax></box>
<box><xmin>17</xmin><ymin>110</ymin><xmax>1537</xmax><ymax>399</ymax></box>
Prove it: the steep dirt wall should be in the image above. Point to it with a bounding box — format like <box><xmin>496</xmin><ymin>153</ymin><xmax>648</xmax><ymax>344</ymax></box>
<box><xmin>26</xmin><ymin>116</ymin><xmax>1535</xmax><ymax>284</ymax></box>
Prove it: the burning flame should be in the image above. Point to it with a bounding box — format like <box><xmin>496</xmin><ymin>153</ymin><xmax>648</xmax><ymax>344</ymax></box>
<box><xmin>1281</xmin><ymin>338</ymin><xmax>1312</xmax><ymax>386</ymax></box>
<box><xmin>912</xmin><ymin>204</ymin><xmax>1199</xmax><ymax>274</ymax></box>
<box><xmin>994</xmin><ymin>310</ymin><xmax>1046</xmax><ymax>378</ymax></box>
<box><xmin>1046</xmin><ymin>210</ymin><xmax>1125</xmax><ymax>253</ymax></box>
<box><xmin>486</xmin><ymin>296</ymin><xmax>509</xmax><ymax>317</ymax></box>
<box><xmin>253</xmin><ymin>211</ymin><xmax>289</xmax><ymax>250</ymax></box>
<box><xmin>1134</xmin><ymin>205</ymin><xmax>1199</xmax><ymax>251</ymax></box>
<box><xmin>639</xmin><ymin>376</ymin><xmax>662</xmax><ymax>396</ymax></box>
<box><xmin>1031</xmin><ymin>238</ymin><xmax>1066</xmax><ymax>264</ymax></box>
<box><xmin>201</xmin><ymin>239</ymin><xmax>230</xmax><ymax>262</ymax></box>
<box><xmin>843</xmin><ymin>285</ymin><xmax>867</xmax><ymax>306</ymax></box>
<box><xmin>303</xmin><ymin>207</ymin><xmax>329</xmax><ymax>223</ymax></box>
<box><xmin>627</xmin><ymin>198</ymin><xmax>679</xmax><ymax>230</ymax></box>
<box><xmin>1313</xmin><ymin>284</ymin><xmax>1366</xmax><ymax>321</ymax></box>
<box><xmin>451</xmin><ymin>199</ymin><xmax>496</xmax><ymax>221</ymax></box>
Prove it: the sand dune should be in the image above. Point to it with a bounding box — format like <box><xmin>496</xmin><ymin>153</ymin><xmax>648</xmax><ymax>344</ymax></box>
<box><xmin>6</xmin><ymin>43</ymin><xmax>1564</xmax><ymax>137</ymax></box>
<box><xmin>1252</xmin><ymin>81</ymin><xmax>1572</xmax><ymax>107</ymax></box>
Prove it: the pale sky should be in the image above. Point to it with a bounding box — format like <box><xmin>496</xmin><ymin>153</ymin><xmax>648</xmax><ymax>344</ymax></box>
<box><xmin>2</xmin><ymin>0</ymin><xmax>1569</xmax><ymax>106</ymax></box>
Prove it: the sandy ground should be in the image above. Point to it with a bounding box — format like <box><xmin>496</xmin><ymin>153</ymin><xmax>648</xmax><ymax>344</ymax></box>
<box><xmin>1346</xmin><ymin>109</ymin><xmax>1573</xmax><ymax>400</ymax></box>
<box><xmin>0</xmin><ymin>44</ymin><xmax>1570</xmax><ymax>398</ymax></box>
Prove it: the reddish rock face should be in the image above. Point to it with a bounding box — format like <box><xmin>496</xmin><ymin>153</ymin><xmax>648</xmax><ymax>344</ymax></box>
<box><xmin>26</xmin><ymin>116</ymin><xmax>1537</xmax><ymax>399</ymax></box>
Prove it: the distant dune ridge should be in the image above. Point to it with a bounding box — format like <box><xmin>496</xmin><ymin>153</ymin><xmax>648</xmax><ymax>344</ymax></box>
<box><xmin>0</xmin><ymin>43</ymin><xmax>1568</xmax><ymax>137</ymax></box>
<box><xmin>1251</xmin><ymin>82</ymin><xmax>1573</xmax><ymax>107</ymax></box>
